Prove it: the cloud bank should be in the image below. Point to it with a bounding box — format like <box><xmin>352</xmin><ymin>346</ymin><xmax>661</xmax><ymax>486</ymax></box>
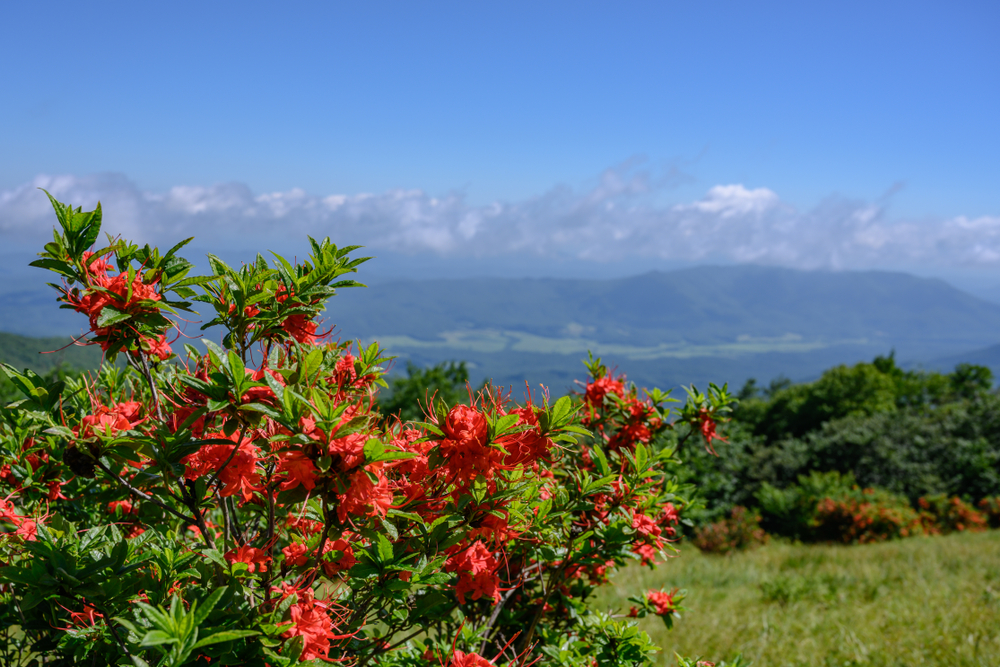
<box><xmin>2</xmin><ymin>168</ymin><xmax>999</xmax><ymax>270</ymax></box>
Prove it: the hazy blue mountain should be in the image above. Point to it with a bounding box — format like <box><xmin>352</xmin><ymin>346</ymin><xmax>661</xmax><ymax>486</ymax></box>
<box><xmin>3</xmin><ymin>265</ymin><xmax>999</xmax><ymax>395</ymax></box>
<box><xmin>316</xmin><ymin>266</ymin><xmax>1000</xmax><ymax>393</ymax></box>
<box><xmin>329</xmin><ymin>266</ymin><xmax>1000</xmax><ymax>353</ymax></box>
<box><xmin>925</xmin><ymin>344</ymin><xmax>1000</xmax><ymax>374</ymax></box>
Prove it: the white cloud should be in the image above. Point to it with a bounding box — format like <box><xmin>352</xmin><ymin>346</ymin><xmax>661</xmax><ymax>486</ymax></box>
<box><xmin>2</xmin><ymin>168</ymin><xmax>999</xmax><ymax>270</ymax></box>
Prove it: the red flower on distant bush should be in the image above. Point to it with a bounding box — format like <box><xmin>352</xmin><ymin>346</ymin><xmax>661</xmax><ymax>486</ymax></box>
<box><xmin>693</xmin><ymin>506</ymin><xmax>767</xmax><ymax>554</ymax></box>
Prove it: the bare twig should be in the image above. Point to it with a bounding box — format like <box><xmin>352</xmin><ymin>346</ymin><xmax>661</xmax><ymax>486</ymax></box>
<box><xmin>95</xmin><ymin>459</ymin><xmax>195</xmax><ymax>524</ymax></box>
<box><xmin>480</xmin><ymin>580</ymin><xmax>522</xmax><ymax>654</ymax></box>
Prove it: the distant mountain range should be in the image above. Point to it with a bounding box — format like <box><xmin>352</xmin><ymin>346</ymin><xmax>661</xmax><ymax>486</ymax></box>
<box><xmin>323</xmin><ymin>266</ymin><xmax>1000</xmax><ymax>392</ymax></box>
<box><xmin>3</xmin><ymin>265</ymin><xmax>999</xmax><ymax>394</ymax></box>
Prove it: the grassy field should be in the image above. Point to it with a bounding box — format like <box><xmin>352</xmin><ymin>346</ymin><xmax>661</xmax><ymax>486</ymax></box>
<box><xmin>367</xmin><ymin>329</ymin><xmax>859</xmax><ymax>359</ymax></box>
<box><xmin>593</xmin><ymin>530</ymin><xmax>1000</xmax><ymax>667</ymax></box>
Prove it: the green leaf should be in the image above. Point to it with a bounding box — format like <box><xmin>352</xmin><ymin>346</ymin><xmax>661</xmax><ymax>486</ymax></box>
<box><xmin>206</xmin><ymin>253</ymin><xmax>233</xmax><ymax>277</ymax></box>
<box><xmin>363</xmin><ymin>438</ymin><xmax>385</xmax><ymax>462</ymax></box>
<box><xmin>227</xmin><ymin>350</ymin><xmax>246</xmax><ymax>380</ymax></box>
<box><xmin>387</xmin><ymin>509</ymin><xmax>425</xmax><ymax>525</ymax></box>
<box><xmin>192</xmin><ymin>629</ymin><xmax>259</xmax><ymax>648</ymax></box>
<box><xmin>192</xmin><ymin>587</ymin><xmax>227</xmax><ymax>626</ymax></box>
<box><xmin>368</xmin><ymin>450</ymin><xmax>417</xmax><ymax>464</ymax></box>
<box><xmin>490</xmin><ymin>413</ymin><xmax>519</xmax><ymax>436</ymax></box>
<box><xmin>634</xmin><ymin>442</ymin><xmax>648</xmax><ymax>472</ymax></box>
<box><xmin>172</xmin><ymin>274</ymin><xmax>216</xmax><ymax>288</ymax></box>
<box><xmin>535</xmin><ymin>498</ymin><xmax>553</xmax><ymax>521</ymax></box>
<box><xmin>263</xmin><ymin>371</ymin><xmax>286</xmax><ymax>403</ymax></box>
<box><xmin>302</xmin><ymin>348</ymin><xmax>324</xmax><ymax>379</ymax></box>
<box><xmin>550</xmin><ymin>395</ymin><xmax>574</xmax><ymax>426</ymax></box>
<box><xmin>375</xmin><ymin>533</ymin><xmax>394</xmax><ymax>564</ymax></box>
<box><xmin>96</xmin><ymin>306</ymin><xmax>133</xmax><ymax>328</ymax></box>
<box><xmin>200</xmin><ymin>548</ymin><xmax>229</xmax><ymax>570</ymax></box>
<box><xmin>379</xmin><ymin>517</ymin><xmax>399</xmax><ymax>541</ymax></box>
<box><xmin>592</xmin><ymin>445</ymin><xmax>610</xmax><ymax>477</ymax></box>
<box><xmin>140</xmin><ymin>630</ymin><xmax>179</xmax><ymax>647</ymax></box>
<box><xmin>203</xmin><ymin>339</ymin><xmax>226</xmax><ymax>367</ymax></box>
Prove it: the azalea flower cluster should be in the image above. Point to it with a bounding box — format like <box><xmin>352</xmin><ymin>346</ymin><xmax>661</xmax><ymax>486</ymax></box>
<box><xmin>0</xmin><ymin>195</ymin><xmax>736</xmax><ymax>667</ymax></box>
<box><xmin>64</xmin><ymin>249</ymin><xmax>172</xmax><ymax>358</ymax></box>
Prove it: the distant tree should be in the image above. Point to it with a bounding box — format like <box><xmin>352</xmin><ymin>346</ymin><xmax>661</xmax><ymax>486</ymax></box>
<box><xmin>753</xmin><ymin>363</ymin><xmax>897</xmax><ymax>442</ymax></box>
<box><xmin>951</xmin><ymin>362</ymin><xmax>994</xmax><ymax>399</ymax></box>
<box><xmin>765</xmin><ymin>375</ymin><xmax>792</xmax><ymax>397</ymax></box>
<box><xmin>377</xmin><ymin>360</ymin><xmax>470</xmax><ymax>422</ymax></box>
<box><xmin>737</xmin><ymin>377</ymin><xmax>760</xmax><ymax>401</ymax></box>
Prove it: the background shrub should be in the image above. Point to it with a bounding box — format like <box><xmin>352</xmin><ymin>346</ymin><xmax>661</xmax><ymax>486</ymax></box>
<box><xmin>692</xmin><ymin>506</ymin><xmax>768</xmax><ymax>554</ymax></box>
<box><xmin>812</xmin><ymin>489</ymin><xmax>922</xmax><ymax>544</ymax></box>
<box><xmin>918</xmin><ymin>494</ymin><xmax>988</xmax><ymax>534</ymax></box>
<box><xmin>979</xmin><ymin>496</ymin><xmax>1000</xmax><ymax>529</ymax></box>
<box><xmin>756</xmin><ymin>471</ymin><xmax>923</xmax><ymax>544</ymax></box>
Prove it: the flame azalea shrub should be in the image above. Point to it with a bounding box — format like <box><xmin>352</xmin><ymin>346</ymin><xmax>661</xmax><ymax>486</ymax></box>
<box><xmin>757</xmin><ymin>471</ymin><xmax>921</xmax><ymax>544</ymax></box>
<box><xmin>979</xmin><ymin>497</ymin><xmax>1000</xmax><ymax>529</ymax></box>
<box><xmin>691</xmin><ymin>506</ymin><xmax>767</xmax><ymax>555</ymax></box>
<box><xmin>0</xmin><ymin>195</ymin><xmax>737</xmax><ymax>667</ymax></box>
<box><xmin>811</xmin><ymin>489</ymin><xmax>922</xmax><ymax>544</ymax></box>
<box><xmin>675</xmin><ymin>656</ymin><xmax>750</xmax><ymax>667</ymax></box>
<box><xmin>917</xmin><ymin>494</ymin><xmax>988</xmax><ymax>534</ymax></box>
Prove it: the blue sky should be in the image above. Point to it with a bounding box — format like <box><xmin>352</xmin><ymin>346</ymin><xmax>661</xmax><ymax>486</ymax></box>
<box><xmin>2</xmin><ymin>0</ymin><xmax>1000</xmax><ymax>285</ymax></box>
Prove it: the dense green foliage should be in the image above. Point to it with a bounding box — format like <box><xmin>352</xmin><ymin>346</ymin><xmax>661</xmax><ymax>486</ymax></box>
<box><xmin>677</xmin><ymin>354</ymin><xmax>1000</xmax><ymax>530</ymax></box>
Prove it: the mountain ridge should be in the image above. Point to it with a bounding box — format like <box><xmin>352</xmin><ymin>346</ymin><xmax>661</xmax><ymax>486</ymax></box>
<box><xmin>2</xmin><ymin>264</ymin><xmax>998</xmax><ymax>393</ymax></box>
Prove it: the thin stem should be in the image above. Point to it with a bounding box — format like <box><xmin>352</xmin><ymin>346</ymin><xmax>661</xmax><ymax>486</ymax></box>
<box><xmin>227</xmin><ymin>495</ymin><xmax>247</xmax><ymax>545</ymax></box>
<box><xmin>218</xmin><ymin>489</ymin><xmax>233</xmax><ymax>545</ymax></box>
<box><xmin>480</xmin><ymin>581</ymin><xmax>521</xmax><ymax>654</ymax></box>
<box><xmin>674</xmin><ymin>426</ymin><xmax>694</xmax><ymax>455</ymax></box>
<box><xmin>183</xmin><ymin>480</ymin><xmax>217</xmax><ymax>550</ymax></box>
<box><xmin>203</xmin><ymin>426</ymin><xmax>248</xmax><ymax>499</ymax></box>
<box><xmin>96</xmin><ymin>604</ymin><xmax>132</xmax><ymax>659</ymax></box>
<box><xmin>95</xmin><ymin>459</ymin><xmax>195</xmax><ymax>524</ymax></box>
<box><xmin>135</xmin><ymin>352</ymin><xmax>164</xmax><ymax>422</ymax></box>
<box><xmin>384</xmin><ymin>626</ymin><xmax>424</xmax><ymax>653</ymax></box>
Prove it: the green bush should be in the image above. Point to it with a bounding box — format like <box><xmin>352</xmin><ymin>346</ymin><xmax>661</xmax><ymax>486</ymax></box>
<box><xmin>679</xmin><ymin>355</ymin><xmax>1000</xmax><ymax>528</ymax></box>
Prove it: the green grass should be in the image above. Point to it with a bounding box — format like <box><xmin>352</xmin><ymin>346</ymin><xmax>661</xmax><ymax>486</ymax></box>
<box><xmin>366</xmin><ymin>329</ymin><xmax>864</xmax><ymax>360</ymax></box>
<box><xmin>593</xmin><ymin>530</ymin><xmax>1000</xmax><ymax>666</ymax></box>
